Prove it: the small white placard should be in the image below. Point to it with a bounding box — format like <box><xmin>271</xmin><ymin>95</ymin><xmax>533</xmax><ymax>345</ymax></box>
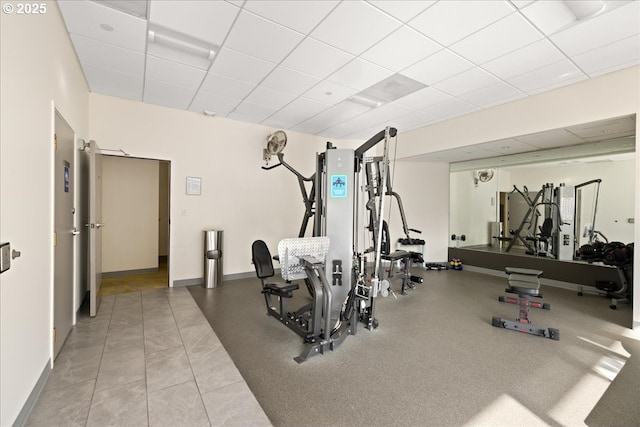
<box><xmin>186</xmin><ymin>176</ymin><xmax>201</xmax><ymax>195</ymax></box>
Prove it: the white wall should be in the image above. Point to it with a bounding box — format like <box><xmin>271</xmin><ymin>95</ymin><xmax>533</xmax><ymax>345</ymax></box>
<box><xmin>102</xmin><ymin>156</ymin><xmax>160</xmax><ymax>273</ymax></box>
<box><xmin>0</xmin><ymin>3</ymin><xmax>89</xmax><ymax>425</ymax></box>
<box><xmin>89</xmin><ymin>94</ymin><xmax>348</xmax><ymax>283</ymax></box>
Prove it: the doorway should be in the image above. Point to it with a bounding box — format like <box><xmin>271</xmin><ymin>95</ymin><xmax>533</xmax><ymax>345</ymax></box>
<box><xmin>98</xmin><ymin>156</ymin><xmax>170</xmax><ymax>295</ymax></box>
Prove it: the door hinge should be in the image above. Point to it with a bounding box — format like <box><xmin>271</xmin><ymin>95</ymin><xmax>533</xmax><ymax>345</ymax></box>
<box><xmin>53</xmin><ymin>231</ymin><xmax>57</xmax><ymax>247</ymax></box>
<box><xmin>53</xmin><ymin>327</ymin><xmax>56</xmax><ymax>343</ymax></box>
<box><xmin>54</xmin><ymin>134</ymin><xmax>57</xmax><ymax>150</ymax></box>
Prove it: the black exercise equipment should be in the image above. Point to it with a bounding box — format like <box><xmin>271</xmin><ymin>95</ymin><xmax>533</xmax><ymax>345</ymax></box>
<box><xmin>492</xmin><ymin>267</ymin><xmax>559</xmax><ymax>340</ymax></box>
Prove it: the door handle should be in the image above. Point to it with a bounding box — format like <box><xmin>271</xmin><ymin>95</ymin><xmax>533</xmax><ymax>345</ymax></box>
<box><xmin>96</xmin><ymin>223</ymin><xmax>105</xmax><ymax>229</ymax></box>
<box><xmin>72</xmin><ymin>227</ymin><xmax>80</xmax><ymax>236</ymax></box>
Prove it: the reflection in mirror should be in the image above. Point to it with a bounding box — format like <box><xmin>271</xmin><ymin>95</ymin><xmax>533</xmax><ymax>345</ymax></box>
<box><xmin>449</xmin><ymin>115</ymin><xmax>636</xmax><ymax>261</ymax></box>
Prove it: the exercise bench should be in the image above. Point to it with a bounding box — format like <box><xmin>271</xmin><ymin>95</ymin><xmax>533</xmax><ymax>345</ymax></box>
<box><xmin>492</xmin><ymin>267</ymin><xmax>559</xmax><ymax>340</ymax></box>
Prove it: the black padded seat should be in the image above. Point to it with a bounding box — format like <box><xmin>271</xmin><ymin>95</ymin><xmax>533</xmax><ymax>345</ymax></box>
<box><xmin>505</xmin><ymin>267</ymin><xmax>543</xmax><ymax>296</ymax></box>
<box><xmin>381</xmin><ymin>250</ymin><xmax>410</xmax><ymax>261</ymax></box>
<box><xmin>398</xmin><ymin>237</ymin><xmax>425</xmax><ymax>246</ymax></box>
<box><xmin>263</xmin><ymin>282</ymin><xmax>299</xmax><ymax>297</ymax></box>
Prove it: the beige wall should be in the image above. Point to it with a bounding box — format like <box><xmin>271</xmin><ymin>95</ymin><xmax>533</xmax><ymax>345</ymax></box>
<box><xmin>0</xmin><ymin>3</ymin><xmax>90</xmax><ymax>425</ymax></box>
<box><xmin>102</xmin><ymin>156</ymin><xmax>160</xmax><ymax>273</ymax></box>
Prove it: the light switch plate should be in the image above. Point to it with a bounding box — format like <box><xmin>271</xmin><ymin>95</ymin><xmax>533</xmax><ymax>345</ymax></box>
<box><xmin>1</xmin><ymin>242</ymin><xmax>10</xmax><ymax>273</ymax></box>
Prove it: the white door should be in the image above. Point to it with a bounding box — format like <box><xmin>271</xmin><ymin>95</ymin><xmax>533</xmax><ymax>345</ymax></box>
<box><xmin>88</xmin><ymin>141</ymin><xmax>103</xmax><ymax>317</ymax></box>
<box><xmin>53</xmin><ymin>112</ymin><xmax>75</xmax><ymax>357</ymax></box>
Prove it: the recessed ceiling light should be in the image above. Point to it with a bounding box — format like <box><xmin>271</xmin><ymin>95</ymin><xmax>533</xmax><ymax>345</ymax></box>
<box><xmin>100</xmin><ymin>23</ymin><xmax>114</xmax><ymax>32</ymax></box>
<box><xmin>325</xmin><ymin>91</ymin><xmax>333</xmax><ymax>96</ymax></box>
<box><xmin>501</xmin><ymin>145</ymin><xmax>510</xmax><ymax>149</ymax></box>
<box><xmin>203</xmin><ymin>110</ymin><xmax>216</xmax><ymax>117</ymax></box>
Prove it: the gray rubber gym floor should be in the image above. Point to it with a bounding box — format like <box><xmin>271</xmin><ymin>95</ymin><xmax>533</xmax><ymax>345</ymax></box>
<box><xmin>188</xmin><ymin>268</ymin><xmax>639</xmax><ymax>427</ymax></box>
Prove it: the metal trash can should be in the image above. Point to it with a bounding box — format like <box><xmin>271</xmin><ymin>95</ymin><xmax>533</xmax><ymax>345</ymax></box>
<box><xmin>204</xmin><ymin>229</ymin><xmax>223</xmax><ymax>288</ymax></box>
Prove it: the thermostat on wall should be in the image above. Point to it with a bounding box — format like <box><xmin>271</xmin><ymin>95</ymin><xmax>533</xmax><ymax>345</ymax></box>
<box><xmin>1</xmin><ymin>242</ymin><xmax>10</xmax><ymax>273</ymax></box>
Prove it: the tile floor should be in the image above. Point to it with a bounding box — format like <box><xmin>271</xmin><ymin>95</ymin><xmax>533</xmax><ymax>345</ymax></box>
<box><xmin>26</xmin><ymin>287</ymin><xmax>271</xmax><ymax>427</ymax></box>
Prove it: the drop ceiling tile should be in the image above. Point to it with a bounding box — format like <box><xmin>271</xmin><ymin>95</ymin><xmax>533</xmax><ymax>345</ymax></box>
<box><xmin>395</xmin><ymin>87</ymin><xmax>451</xmax><ymax>109</ymax></box>
<box><xmin>390</xmin><ymin>110</ymin><xmax>439</xmax><ymax>131</ymax></box>
<box><xmin>210</xmin><ymin>48</ymin><xmax>277</xmax><ymax>85</ymax></box>
<box><xmin>482</xmin><ymin>39</ymin><xmax>566</xmax><ymax>80</ymax></box>
<box><xmin>518</xmin><ymin>0</ymin><xmax>576</xmax><ymax>35</ymax></box>
<box><xmin>310</xmin><ymin>1</ymin><xmax>402</xmax><ymax>55</ymax></box>
<box><xmin>280</xmin><ymin>37</ymin><xmax>354</xmax><ymax>79</ymax></box>
<box><xmin>327</xmin><ymin>58</ymin><xmax>395</xmax><ymax>91</ymax></box>
<box><xmin>368</xmin><ymin>1</ymin><xmax>436</xmax><ymax>23</ymax></box>
<box><xmin>188</xmin><ymin>91</ymin><xmax>241</xmax><ymax>116</ymax></box>
<box><xmin>58</xmin><ymin>0</ymin><xmax>146</xmax><ymax>52</ymax></box>
<box><xmin>571</xmin><ymin>35</ymin><xmax>640</xmax><ymax>77</ymax></box>
<box><xmin>143</xmin><ymin>79</ymin><xmax>196</xmax><ymax>110</ymax></box>
<box><xmin>82</xmin><ymin>63</ymin><xmax>143</xmax><ymax>100</ymax></box>
<box><xmin>148</xmin><ymin>0</ymin><xmax>239</xmax><ymax>45</ymax></box>
<box><xmin>457</xmin><ymin>81</ymin><xmax>525</xmax><ymax>108</ymax></box>
<box><xmin>433</xmin><ymin>67</ymin><xmax>500</xmax><ymax>97</ymax></box>
<box><xmin>243</xmin><ymin>1</ymin><xmax>339</xmax><ymax>34</ymax></box>
<box><xmin>261</xmin><ymin>67</ymin><xmax>321</xmax><ymax>96</ymax></box>
<box><xmin>408</xmin><ymin>0</ymin><xmax>513</xmax><ymax>47</ymax></box>
<box><xmin>401</xmin><ymin>49</ymin><xmax>475</xmax><ymax>85</ymax></box>
<box><xmin>507</xmin><ymin>59</ymin><xmax>586</xmax><ymax>94</ymax></box>
<box><xmin>272</xmin><ymin>97</ymin><xmax>331</xmax><ymax>120</ymax></box>
<box><xmin>477</xmin><ymin>139</ymin><xmax>539</xmax><ymax>155</ymax></box>
<box><xmin>550</xmin><ymin>2</ymin><xmax>640</xmax><ymax>56</ymax></box>
<box><xmin>228</xmin><ymin>101</ymin><xmax>278</xmax><ymax>123</ymax></box>
<box><xmin>199</xmin><ymin>73</ymin><xmax>256</xmax><ymax>100</ymax></box>
<box><xmin>293</xmin><ymin>103</ymin><xmax>369</xmax><ymax>134</ymax></box>
<box><xmin>243</xmin><ymin>86</ymin><xmax>297</xmax><ymax>110</ymax></box>
<box><xmin>224</xmin><ymin>10</ymin><xmax>305</xmax><ymax>63</ymax></box>
<box><xmin>361</xmin><ymin>26</ymin><xmax>442</xmax><ymax>72</ymax></box>
<box><xmin>450</xmin><ymin>13</ymin><xmax>543</xmax><ymax>65</ymax></box>
<box><xmin>70</xmin><ymin>34</ymin><xmax>144</xmax><ymax>76</ymax></box>
<box><xmin>566</xmin><ymin>115</ymin><xmax>636</xmax><ymax>140</ymax></box>
<box><xmin>420</xmin><ymin>97</ymin><xmax>476</xmax><ymax>120</ymax></box>
<box><xmin>302</xmin><ymin>80</ymin><xmax>358</xmax><ymax>104</ymax></box>
<box><xmin>145</xmin><ymin>56</ymin><xmax>206</xmax><ymax>90</ymax></box>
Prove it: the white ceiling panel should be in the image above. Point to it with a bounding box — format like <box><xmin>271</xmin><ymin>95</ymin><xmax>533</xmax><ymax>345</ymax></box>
<box><xmin>395</xmin><ymin>87</ymin><xmax>451</xmax><ymax>110</ymax></box>
<box><xmin>360</xmin><ymin>26</ymin><xmax>442</xmax><ymax>72</ymax></box>
<box><xmin>450</xmin><ymin>13</ymin><xmax>543</xmax><ymax>65</ymax></box>
<box><xmin>260</xmin><ymin>67</ymin><xmax>321</xmax><ymax>96</ymax></box>
<box><xmin>515</xmin><ymin>129</ymin><xmax>585</xmax><ymax>149</ymax></box>
<box><xmin>408</xmin><ymin>1</ymin><xmax>513</xmax><ymax>47</ymax></box>
<box><xmin>143</xmin><ymin>79</ymin><xmax>196</xmax><ymax>110</ymax></box>
<box><xmin>294</xmin><ymin>103</ymin><xmax>369</xmax><ymax>134</ymax></box>
<box><xmin>210</xmin><ymin>48</ymin><xmax>277</xmax><ymax>85</ymax></box>
<box><xmin>550</xmin><ymin>2</ymin><xmax>640</xmax><ymax>56</ymax></box>
<box><xmin>58</xmin><ymin>0</ymin><xmax>146</xmax><ymax>52</ymax></box>
<box><xmin>243</xmin><ymin>1</ymin><xmax>339</xmax><ymax>34</ymax></box>
<box><xmin>280</xmin><ymin>37</ymin><xmax>354</xmax><ymax>79</ymax></box>
<box><xmin>188</xmin><ymin>91</ymin><xmax>241</xmax><ymax>116</ymax></box>
<box><xmin>566</xmin><ymin>115</ymin><xmax>636</xmax><ymax>140</ymax></box>
<box><xmin>70</xmin><ymin>34</ymin><xmax>145</xmax><ymax>76</ymax></box>
<box><xmin>243</xmin><ymin>86</ymin><xmax>297</xmax><ymax>110</ymax></box>
<box><xmin>572</xmin><ymin>35</ymin><xmax>640</xmax><ymax>77</ymax></box>
<box><xmin>507</xmin><ymin>59</ymin><xmax>586</xmax><ymax>94</ymax></box>
<box><xmin>420</xmin><ymin>97</ymin><xmax>476</xmax><ymax>120</ymax></box>
<box><xmin>148</xmin><ymin>0</ymin><xmax>239</xmax><ymax>45</ymax></box>
<box><xmin>199</xmin><ymin>73</ymin><xmax>256</xmax><ymax>100</ymax></box>
<box><xmin>310</xmin><ymin>1</ymin><xmax>402</xmax><ymax>56</ymax></box>
<box><xmin>433</xmin><ymin>67</ymin><xmax>501</xmax><ymax>97</ymax></box>
<box><xmin>302</xmin><ymin>80</ymin><xmax>358</xmax><ymax>104</ymax></box>
<box><xmin>82</xmin><ymin>63</ymin><xmax>143</xmax><ymax>101</ymax></box>
<box><xmin>457</xmin><ymin>81</ymin><xmax>525</xmax><ymax>108</ymax></box>
<box><xmin>267</xmin><ymin>97</ymin><xmax>331</xmax><ymax>127</ymax></box>
<box><xmin>224</xmin><ymin>10</ymin><xmax>305</xmax><ymax>63</ymax></box>
<box><xmin>476</xmin><ymin>138</ymin><xmax>539</xmax><ymax>155</ymax></box>
<box><xmin>482</xmin><ymin>39</ymin><xmax>566</xmax><ymax>80</ymax></box>
<box><xmin>389</xmin><ymin>110</ymin><xmax>438</xmax><ymax>131</ymax></box>
<box><xmin>327</xmin><ymin>58</ymin><xmax>395</xmax><ymax>91</ymax></box>
<box><xmin>145</xmin><ymin>56</ymin><xmax>206</xmax><ymax>90</ymax></box>
<box><xmin>228</xmin><ymin>101</ymin><xmax>278</xmax><ymax>123</ymax></box>
<box><xmin>401</xmin><ymin>49</ymin><xmax>475</xmax><ymax>85</ymax></box>
<box><xmin>368</xmin><ymin>1</ymin><xmax>436</xmax><ymax>23</ymax></box>
<box><xmin>518</xmin><ymin>0</ymin><xmax>575</xmax><ymax>35</ymax></box>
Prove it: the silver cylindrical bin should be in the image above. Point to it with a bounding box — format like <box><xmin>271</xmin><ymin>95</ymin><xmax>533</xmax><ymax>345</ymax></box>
<box><xmin>204</xmin><ymin>229</ymin><xmax>223</xmax><ymax>288</ymax></box>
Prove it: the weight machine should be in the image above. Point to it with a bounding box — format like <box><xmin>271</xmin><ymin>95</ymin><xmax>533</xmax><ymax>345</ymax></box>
<box><xmin>254</xmin><ymin>127</ymin><xmax>423</xmax><ymax>361</ymax></box>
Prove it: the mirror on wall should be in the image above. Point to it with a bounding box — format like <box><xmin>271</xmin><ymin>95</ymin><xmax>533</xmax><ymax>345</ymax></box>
<box><xmin>449</xmin><ymin>115</ymin><xmax>636</xmax><ymax>257</ymax></box>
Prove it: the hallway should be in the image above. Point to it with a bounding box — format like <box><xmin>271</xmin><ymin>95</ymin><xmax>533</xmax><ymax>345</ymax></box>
<box><xmin>26</xmin><ymin>287</ymin><xmax>270</xmax><ymax>426</ymax></box>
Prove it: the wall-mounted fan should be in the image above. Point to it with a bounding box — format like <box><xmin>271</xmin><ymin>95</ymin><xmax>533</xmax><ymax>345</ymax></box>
<box><xmin>263</xmin><ymin>130</ymin><xmax>287</xmax><ymax>163</ymax></box>
<box><xmin>474</xmin><ymin>169</ymin><xmax>494</xmax><ymax>186</ymax></box>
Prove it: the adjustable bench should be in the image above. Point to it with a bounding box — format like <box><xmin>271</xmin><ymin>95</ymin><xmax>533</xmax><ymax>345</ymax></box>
<box><xmin>492</xmin><ymin>267</ymin><xmax>559</xmax><ymax>340</ymax></box>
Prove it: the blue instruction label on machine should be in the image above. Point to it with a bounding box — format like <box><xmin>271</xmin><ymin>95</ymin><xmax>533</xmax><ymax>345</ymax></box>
<box><xmin>330</xmin><ymin>175</ymin><xmax>347</xmax><ymax>198</ymax></box>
